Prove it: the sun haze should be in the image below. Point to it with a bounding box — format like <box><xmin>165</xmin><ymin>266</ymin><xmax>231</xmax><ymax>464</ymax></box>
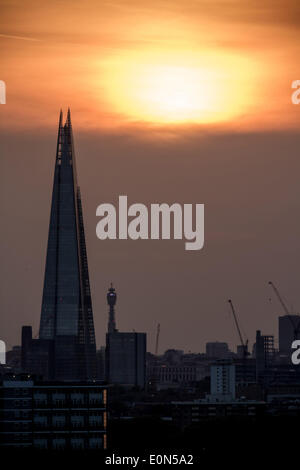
<box><xmin>0</xmin><ymin>0</ymin><xmax>299</xmax><ymax>131</ymax></box>
<box><xmin>99</xmin><ymin>49</ymin><xmax>258</xmax><ymax>124</ymax></box>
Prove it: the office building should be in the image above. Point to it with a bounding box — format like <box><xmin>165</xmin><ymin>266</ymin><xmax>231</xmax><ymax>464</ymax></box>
<box><xmin>255</xmin><ymin>330</ymin><xmax>275</xmax><ymax>380</ymax></box>
<box><xmin>22</xmin><ymin>111</ymin><xmax>97</xmax><ymax>380</ymax></box>
<box><xmin>209</xmin><ymin>360</ymin><xmax>236</xmax><ymax>401</ymax></box>
<box><xmin>147</xmin><ymin>363</ymin><xmax>207</xmax><ymax>390</ymax></box>
<box><xmin>0</xmin><ymin>375</ymin><xmax>107</xmax><ymax>449</ymax></box>
<box><xmin>104</xmin><ymin>285</ymin><xmax>146</xmax><ymax>388</ymax></box>
<box><xmin>106</xmin><ymin>332</ymin><xmax>146</xmax><ymax>388</ymax></box>
<box><xmin>172</xmin><ymin>400</ymin><xmax>265</xmax><ymax>428</ymax></box>
<box><xmin>206</xmin><ymin>342</ymin><xmax>230</xmax><ymax>359</ymax></box>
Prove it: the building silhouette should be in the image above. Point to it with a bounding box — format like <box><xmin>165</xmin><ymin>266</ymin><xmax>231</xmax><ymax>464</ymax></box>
<box><xmin>206</xmin><ymin>342</ymin><xmax>231</xmax><ymax>359</ymax></box>
<box><xmin>106</xmin><ymin>332</ymin><xmax>146</xmax><ymax>388</ymax></box>
<box><xmin>279</xmin><ymin>315</ymin><xmax>300</xmax><ymax>356</ymax></box>
<box><xmin>105</xmin><ymin>285</ymin><xmax>146</xmax><ymax>388</ymax></box>
<box><xmin>255</xmin><ymin>330</ymin><xmax>275</xmax><ymax>381</ymax></box>
<box><xmin>107</xmin><ymin>283</ymin><xmax>117</xmax><ymax>333</ymax></box>
<box><xmin>22</xmin><ymin>110</ymin><xmax>97</xmax><ymax>380</ymax></box>
<box><xmin>21</xmin><ymin>326</ymin><xmax>33</xmax><ymax>370</ymax></box>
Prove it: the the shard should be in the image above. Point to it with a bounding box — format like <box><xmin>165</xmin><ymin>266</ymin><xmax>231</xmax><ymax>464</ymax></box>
<box><xmin>39</xmin><ymin>110</ymin><xmax>97</xmax><ymax>380</ymax></box>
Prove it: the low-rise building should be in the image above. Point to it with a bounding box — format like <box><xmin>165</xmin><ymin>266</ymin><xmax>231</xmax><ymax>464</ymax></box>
<box><xmin>172</xmin><ymin>400</ymin><xmax>266</xmax><ymax>428</ymax></box>
<box><xmin>147</xmin><ymin>364</ymin><xmax>208</xmax><ymax>390</ymax></box>
<box><xmin>0</xmin><ymin>375</ymin><xmax>107</xmax><ymax>450</ymax></box>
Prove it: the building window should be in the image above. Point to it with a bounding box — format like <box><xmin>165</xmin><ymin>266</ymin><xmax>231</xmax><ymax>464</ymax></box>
<box><xmin>71</xmin><ymin>414</ymin><xmax>84</xmax><ymax>427</ymax></box>
<box><xmin>34</xmin><ymin>392</ymin><xmax>47</xmax><ymax>405</ymax></box>
<box><xmin>89</xmin><ymin>437</ymin><xmax>102</xmax><ymax>449</ymax></box>
<box><xmin>52</xmin><ymin>415</ymin><xmax>66</xmax><ymax>428</ymax></box>
<box><xmin>89</xmin><ymin>414</ymin><xmax>103</xmax><ymax>427</ymax></box>
<box><xmin>89</xmin><ymin>392</ymin><xmax>102</xmax><ymax>405</ymax></box>
<box><xmin>71</xmin><ymin>392</ymin><xmax>84</xmax><ymax>405</ymax></box>
<box><xmin>34</xmin><ymin>414</ymin><xmax>48</xmax><ymax>428</ymax></box>
<box><xmin>71</xmin><ymin>438</ymin><xmax>84</xmax><ymax>449</ymax></box>
<box><xmin>52</xmin><ymin>438</ymin><xmax>66</xmax><ymax>450</ymax></box>
<box><xmin>34</xmin><ymin>439</ymin><xmax>48</xmax><ymax>449</ymax></box>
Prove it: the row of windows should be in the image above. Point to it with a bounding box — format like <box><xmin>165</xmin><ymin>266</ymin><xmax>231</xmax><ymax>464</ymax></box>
<box><xmin>34</xmin><ymin>392</ymin><xmax>103</xmax><ymax>404</ymax></box>
<box><xmin>34</xmin><ymin>436</ymin><xmax>104</xmax><ymax>450</ymax></box>
<box><xmin>34</xmin><ymin>414</ymin><xmax>104</xmax><ymax>426</ymax></box>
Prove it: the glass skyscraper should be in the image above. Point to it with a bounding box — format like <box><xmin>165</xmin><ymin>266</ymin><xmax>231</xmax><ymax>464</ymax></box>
<box><xmin>39</xmin><ymin>110</ymin><xmax>97</xmax><ymax>380</ymax></box>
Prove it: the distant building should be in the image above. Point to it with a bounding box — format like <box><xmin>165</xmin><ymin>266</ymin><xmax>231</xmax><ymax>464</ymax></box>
<box><xmin>106</xmin><ymin>332</ymin><xmax>146</xmax><ymax>388</ymax></box>
<box><xmin>237</xmin><ymin>344</ymin><xmax>247</xmax><ymax>359</ymax></box>
<box><xmin>147</xmin><ymin>363</ymin><xmax>207</xmax><ymax>390</ymax></box>
<box><xmin>96</xmin><ymin>346</ymin><xmax>106</xmax><ymax>381</ymax></box>
<box><xmin>255</xmin><ymin>330</ymin><xmax>275</xmax><ymax>381</ymax></box>
<box><xmin>21</xmin><ymin>326</ymin><xmax>33</xmax><ymax>370</ymax></box>
<box><xmin>6</xmin><ymin>346</ymin><xmax>21</xmax><ymax>372</ymax></box>
<box><xmin>172</xmin><ymin>400</ymin><xmax>265</xmax><ymax>428</ymax></box>
<box><xmin>206</xmin><ymin>342</ymin><xmax>230</xmax><ymax>359</ymax></box>
<box><xmin>279</xmin><ymin>315</ymin><xmax>300</xmax><ymax>356</ymax></box>
<box><xmin>105</xmin><ymin>285</ymin><xmax>146</xmax><ymax>388</ymax></box>
<box><xmin>162</xmin><ymin>349</ymin><xmax>184</xmax><ymax>364</ymax></box>
<box><xmin>234</xmin><ymin>358</ymin><xmax>256</xmax><ymax>386</ymax></box>
<box><xmin>107</xmin><ymin>284</ymin><xmax>117</xmax><ymax>333</ymax></box>
<box><xmin>147</xmin><ymin>351</ymin><xmax>211</xmax><ymax>391</ymax></box>
<box><xmin>256</xmin><ymin>363</ymin><xmax>300</xmax><ymax>388</ymax></box>
<box><xmin>209</xmin><ymin>361</ymin><xmax>236</xmax><ymax>401</ymax></box>
<box><xmin>0</xmin><ymin>376</ymin><xmax>107</xmax><ymax>450</ymax></box>
<box><xmin>266</xmin><ymin>383</ymin><xmax>300</xmax><ymax>403</ymax></box>
<box><xmin>21</xmin><ymin>326</ymin><xmax>54</xmax><ymax>380</ymax></box>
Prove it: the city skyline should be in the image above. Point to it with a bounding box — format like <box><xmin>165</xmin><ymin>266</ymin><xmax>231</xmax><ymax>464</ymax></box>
<box><xmin>2</xmin><ymin>0</ymin><xmax>300</xmax><ymax>460</ymax></box>
<box><xmin>1</xmin><ymin>0</ymin><xmax>300</xmax><ymax>354</ymax></box>
<box><xmin>1</xmin><ymin>123</ymin><xmax>300</xmax><ymax>354</ymax></box>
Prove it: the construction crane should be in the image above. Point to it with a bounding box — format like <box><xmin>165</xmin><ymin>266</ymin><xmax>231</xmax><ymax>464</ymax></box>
<box><xmin>268</xmin><ymin>281</ymin><xmax>290</xmax><ymax>316</ymax></box>
<box><xmin>228</xmin><ymin>299</ymin><xmax>248</xmax><ymax>358</ymax></box>
<box><xmin>155</xmin><ymin>323</ymin><xmax>160</xmax><ymax>355</ymax></box>
<box><xmin>268</xmin><ymin>281</ymin><xmax>300</xmax><ymax>340</ymax></box>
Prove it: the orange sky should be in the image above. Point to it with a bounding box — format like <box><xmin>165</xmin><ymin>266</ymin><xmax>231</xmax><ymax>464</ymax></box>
<box><xmin>0</xmin><ymin>0</ymin><xmax>300</xmax><ymax>132</ymax></box>
<box><xmin>1</xmin><ymin>1</ymin><xmax>300</xmax><ymax>352</ymax></box>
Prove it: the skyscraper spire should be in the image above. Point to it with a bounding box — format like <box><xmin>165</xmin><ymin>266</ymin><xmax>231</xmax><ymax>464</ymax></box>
<box><xmin>66</xmin><ymin>107</ymin><xmax>71</xmax><ymax>127</ymax></box>
<box><xmin>107</xmin><ymin>283</ymin><xmax>117</xmax><ymax>333</ymax></box>
<box><xmin>39</xmin><ymin>110</ymin><xmax>97</xmax><ymax>380</ymax></box>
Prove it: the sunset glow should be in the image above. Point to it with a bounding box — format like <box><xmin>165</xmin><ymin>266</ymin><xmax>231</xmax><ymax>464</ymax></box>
<box><xmin>0</xmin><ymin>1</ymin><xmax>299</xmax><ymax>131</ymax></box>
<box><xmin>100</xmin><ymin>50</ymin><xmax>257</xmax><ymax>124</ymax></box>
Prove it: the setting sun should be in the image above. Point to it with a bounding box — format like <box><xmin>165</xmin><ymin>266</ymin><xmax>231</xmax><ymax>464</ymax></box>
<box><xmin>99</xmin><ymin>50</ymin><xmax>258</xmax><ymax>125</ymax></box>
<box><xmin>1</xmin><ymin>1</ymin><xmax>298</xmax><ymax>131</ymax></box>
<box><xmin>128</xmin><ymin>65</ymin><xmax>216</xmax><ymax>123</ymax></box>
